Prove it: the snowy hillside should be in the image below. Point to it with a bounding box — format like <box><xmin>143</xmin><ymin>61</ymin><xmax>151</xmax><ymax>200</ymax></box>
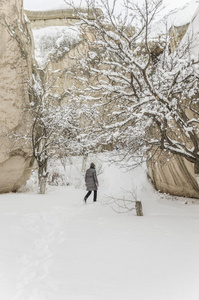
<box><xmin>32</xmin><ymin>26</ymin><xmax>81</xmax><ymax>68</ymax></box>
<box><xmin>0</xmin><ymin>153</ymin><xmax>199</xmax><ymax>300</ymax></box>
<box><xmin>151</xmin><ymin>0</ymin><xmax>199</xmax><ymax>38</ymax></box>
<box><xmin>30</xmin><ymin>0</ymin><xmax>199</xmax><ymax>64</ymax></box>
<box><xmin>163</xmin><ymin>0</ymin><xmax>199</xmax><ymax>27</ymax></box>
<box><xmin>180</xmin><ymin>5</ymin><xmax>199</xmax><ymax>59</ymax></box>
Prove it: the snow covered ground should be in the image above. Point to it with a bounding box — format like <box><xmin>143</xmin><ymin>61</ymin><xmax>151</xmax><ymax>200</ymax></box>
<box><xmin>0</xmin><ymin>153</ymin><xmax>199</xmax><ymax>300</ymax></box>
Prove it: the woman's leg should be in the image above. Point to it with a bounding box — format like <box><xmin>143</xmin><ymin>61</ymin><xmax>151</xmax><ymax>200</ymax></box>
<box><xmin>84</xmin><ymin>191</ymin><xmax>91</xmax><ymax>202</ymax></box>
<box><xmin>93</xmin><ymin>190</ymin><xmax>97</xmax><ymax>202</ymax></box>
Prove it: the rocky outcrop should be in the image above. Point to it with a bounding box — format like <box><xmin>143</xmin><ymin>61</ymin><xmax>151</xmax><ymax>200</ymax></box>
<box><xmin>25</xmin><ymin>7</ymin><xmax>102</xmax><ymax>28</ymax></box>
<box><xmin>147</xmin><ymin>153</ymin><xmax>199</xmax><ymax>199</ymax></box>
<box><xmin>147</xmin><ymin>6</ymin><xmax>199</xmax><ymax>199</ymax></box>
<box><xmin>0</xmin><ymin>0</ymin><xmax>33</xmax><ymax>192</ymax></box>
<box><xmin>169</xmin><ymin>24</ymin><xmax>189</xmax><ymax>53</ymax></box>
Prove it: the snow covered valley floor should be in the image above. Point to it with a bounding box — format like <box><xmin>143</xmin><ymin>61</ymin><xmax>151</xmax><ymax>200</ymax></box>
<box><xmin>0</xmin><ymin>155</ymin><xmax>199</xmax><ymax>300</ymax></box>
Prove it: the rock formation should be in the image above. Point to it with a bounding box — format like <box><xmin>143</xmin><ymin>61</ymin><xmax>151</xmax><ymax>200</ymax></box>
<box><xmin>25</xmin><ymin>6</ymin><xmax>199</xmax><ymax>198</ymax></box>
<box><xmin>147</xmin><ymin>153</ymin><xmax>199</xmax><ymax>199</ymax></box>
<box><xmin>0</xmin><ymin>0</ymin><xmax>33</xmax><ymax>192</ymax></box>
<box><xmin>147</xmin><ymin>5</ymin><xmax>199</xmax><ymax>199</ymax></box>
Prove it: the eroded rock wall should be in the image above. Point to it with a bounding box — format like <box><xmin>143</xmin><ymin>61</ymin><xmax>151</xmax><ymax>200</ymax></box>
<box><xmin>147</xmin><ymin>153</ymin><xmax>199</xmax><ymax>199</ymax></box>
<box><xmin>0</xmin><ymin>0</ymin><xmax>33</xmax><ymax>192</ymax></box>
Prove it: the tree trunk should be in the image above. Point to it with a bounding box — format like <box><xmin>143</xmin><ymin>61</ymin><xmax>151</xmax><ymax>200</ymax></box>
<box><xmin>82</xmin><ymin>153</ymin><xmax>88</xmax><ymax>172</ymax></box>
<box><xmin>38</xmin><ymin>158</ymin><xmax>48</xmax><ymax>194</ymax></box>
<box><xmin>194</xmin><ymin>161</ymin><xmax>199</xmax><ymax>175</ymax></box>
<box><xmin>38</xmin><ymin>175</ymin><xmax>47</xmax><ymax>194</ymax></box>
<box><xmin>135</xmin><ymin>201</ymin><xmax>143</xmax><ymax>216</ymax></box>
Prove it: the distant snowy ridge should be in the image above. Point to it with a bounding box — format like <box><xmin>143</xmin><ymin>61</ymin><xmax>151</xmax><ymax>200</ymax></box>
<box><xmin>31</xmin><ymin>1</ymin><xmax>199</xmax><ymax>67</ymax></box>
<box><xmin>180</xmin><ymin>4</ymin><xmax>199</xmax><ymax>59</ymax></box>
<box><xmin>33</xmin><ymin>25</ymin><xmax>81</xmax><ymax>68</ymax></box>
<box><xmin>25</xmin><ymin>3</ymin><xmax>88</xmax><ymax>12</ymax></box>
<box><xmin>151</xmin><ymin>0</ymin><xmax>199</xmax><ymax>38</ymax></box>
<box><xmin>165</xmin><ymin>0</ymin><xmax>199</xmax><ymax>27</ymax></box>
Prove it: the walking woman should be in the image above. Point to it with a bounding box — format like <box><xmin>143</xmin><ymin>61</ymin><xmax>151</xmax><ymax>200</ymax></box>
<box><xmin>84</xmin><ymin>163</ymin><xmax>99</xmax><ymax>203</ymax></box>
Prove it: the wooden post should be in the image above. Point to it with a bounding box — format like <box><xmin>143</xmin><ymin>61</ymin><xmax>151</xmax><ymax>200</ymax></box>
<box><xmin>135</xmin><ymin>201</ymin><xmax>143</xmax><ymax>216</ymax></box>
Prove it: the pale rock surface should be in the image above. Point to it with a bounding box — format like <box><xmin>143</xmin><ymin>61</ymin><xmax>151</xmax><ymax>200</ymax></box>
<box><xmin>147</xmin><ymin>5</ymin><xmax>199</xmax><ymax>199</ymax></box>
<box><xmin>147</xmin><ymin>154</ymin><xmax>199</xmax><ymax>199</ymax></box>
<box><xmin>0</xmin><ymin>0</ymin><xmax>33</xmax><ymax>192</ymax></box>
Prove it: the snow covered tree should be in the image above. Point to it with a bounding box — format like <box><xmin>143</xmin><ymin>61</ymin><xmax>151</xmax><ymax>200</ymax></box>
<box><xmin>28</xmin><ymin>68</ymin><xmax>83</xmax><ymax>194</ymax></box>
<box><xmin>66</xmin><ymin>0</ymin><xmax>199</xmax><ymax>173</ymax></box>
<box><xmin>2</xmin><ymin>9</ymin><xmax>97</xmax><ymax>194</ymax></box>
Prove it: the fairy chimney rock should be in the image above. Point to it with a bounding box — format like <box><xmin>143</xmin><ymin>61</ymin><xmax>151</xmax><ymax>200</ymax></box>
<box><xmin>0</xmin><ymin>0</ymin><xmax>33</xmax><ymax>192</ymax></box>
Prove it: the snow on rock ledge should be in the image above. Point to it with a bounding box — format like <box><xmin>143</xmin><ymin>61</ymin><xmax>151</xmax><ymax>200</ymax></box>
<box><xmin>151</xmin><ymin>0</ymin><xmax>199</xmax><ymax>39</ymax></box>
<box><xmin>33</xmin><ymin>26</ymin><xmax>81</xmax><ymax>68</ymax></box>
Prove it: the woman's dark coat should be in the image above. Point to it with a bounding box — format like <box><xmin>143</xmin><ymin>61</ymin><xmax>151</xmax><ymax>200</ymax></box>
<box><xmin>85</xmin><ymin>167</ymin><xmax>98</xmax><ymax>191</ymax></box>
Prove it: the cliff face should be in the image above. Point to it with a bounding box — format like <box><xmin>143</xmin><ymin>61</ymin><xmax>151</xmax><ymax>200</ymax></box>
<box><xmin>147</xmin><ymin>5</ymin><xmax>199</xmax><ymax>199</ymax></box>
<box><xmin>147</xmin><ymin>153</ymin><xmax>199</xmax><ymax>199</ymax></box>
<box><xmin>0</xmin><ymin>0</ymin><xmax>33</xmax><ymax>192</ymax></box>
